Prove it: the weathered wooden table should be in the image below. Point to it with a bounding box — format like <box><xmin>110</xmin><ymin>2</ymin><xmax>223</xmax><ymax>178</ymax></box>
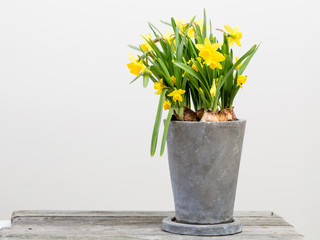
<box><xmin>0</xmin><ymin>211</ymin><xmax>303</xmax><ymax>240</ymax></box>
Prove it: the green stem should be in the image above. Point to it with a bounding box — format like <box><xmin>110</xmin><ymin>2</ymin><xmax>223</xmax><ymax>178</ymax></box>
<box><xmin>175</xmin><ymin>102</ymin><xmax>184</xmax><ymax>120</ymax></box>
<box><xmin>160</xmin><ymin>107</ymin><xmax>174</xmax><ymax>156</ymax></box>
<box><xmin>150</xmin><ymin>89</ymin><xmax>168</xmax><ymax>157</ymax></box>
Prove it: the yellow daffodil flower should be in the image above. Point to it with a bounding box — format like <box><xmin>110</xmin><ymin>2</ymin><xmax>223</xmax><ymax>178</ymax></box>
<box><xmin>237</xmin><ymin>75</ymin><xmax>247</xmax><ymax>88</ymax></box>
<box><xmin>176</xmin><ymin>19</ymin><xmax>204</xmax><ymax>39</ymax></box>
<box><xmin>182</xmin><ymin>72</ymin><xmax>185</xmax><ymax>77</ymax></box>
<box><xmin>192</xmin><ymin>19</ymin><xmax>209</xmax><ymax>37</ymax></box>
<box><xmin>171</xmin><ymin>76</ymin><xmax>176</xmax><ymax>85</ymax></box>
<box><xmin>163</xmin><ymin>100</ymin><xmax>171</xmax><ymax>110</ymax></box>
<box><xmin>210</xmin><ymin>82</ymin><xmax>216</xmax><ymax>97</ymax></box>
<box><xmin>154</xmin><ymin>78</ymin><xmax>165</xmax><ymax>94</ymax></box>
<box><xmin>224</xmin><ymin>25</ymin><xmax>242</xmax><ymax>47</ymax></box>
<box><xmin>187</xmin><ymin>57</ymin><xmax>203</xmax><ymax>72</ymax></box>
<box><xmin>176</xmin><ymin>19</ymin><xmax>187</xmax><ymax>32</ymax></box>
<box><xmin>199</xmin><ymin>87</ymin><xmax>203</xmax><ymax>94</ymax></box>
<box><xmin>196</xmin><ymin>37</ymin><xmax>225</xmax><ymax>70</ymax></box>
<box><xmin>186</xmin><ymin>26</ymin><xmax>195</xmax><ymax>39</ymax></box>
<box><xmin>168</xmin><ymin>89</ymin><xmax>186</xmax><ymax>102</ymax></box>
<box><xmin>195</xmin><ymin>19</ymin><xmax>204</xmax><ymax>28</ymax></box>
<box><xmin>163</xmin><ymin>29</ymin><xmax>174</xmax><ymax>45</ymax></box>
<box><xmin>187</xmin><ymin>60</ymin><xmax>198</xmax><ymax>72</ymax></box>
<box><xmin>235</xmin><ymin>56</ymin><xmax>241</xmax><ymax>70</ymax></box>
<box><xmin>127</xmin><ymin>53</ymin><xmax>146</xmax><ymax>76</ymax></box>
<box><xmin>141</xmin><ymin>33</ymin><xmax>153</xmax><ymax>51</ymax></box>
<box><xmin>196</xmin><ymin>57</ymin><xmax>204</xmax><ymax>70</ymax></box>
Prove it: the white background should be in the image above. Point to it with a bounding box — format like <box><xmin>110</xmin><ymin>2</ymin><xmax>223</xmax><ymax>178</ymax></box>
<box><xmin>0</xmin><ymin>0</ymin><xmax>319</xmax><ymax>239</ymax></box>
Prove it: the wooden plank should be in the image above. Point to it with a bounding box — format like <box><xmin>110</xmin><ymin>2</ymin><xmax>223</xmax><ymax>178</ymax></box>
<box><xmin>0</xmin><ymin>211</ymin><xmax>303</xmax><ymax>240</ymax></box>
<box><xmin>0</xmin><ymin>235</ymin><xmax>305</xmax><ymax>240</ymax></box>
<box><xmin>11</xmin><ymin>216</ymin><xmax>291</xmax><ymax>227</ymax></box>
<box><xmin>0</xmin><ymin>224</ymin><xmax>302</xmax><ymax>235</ymax></box>
<box><xmin>11</xmin><ymin>210</ymin><xmax>277</xmax><ymax>219</ymax></box>
<box><xmin>0</xmin><ymin>228</ymin><xmax>304</xmax><ymax>240</ymax></box>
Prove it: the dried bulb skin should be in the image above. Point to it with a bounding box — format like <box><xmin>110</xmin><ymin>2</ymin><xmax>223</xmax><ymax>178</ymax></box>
<box><xmin>173</xmin><ymin>107</ymin><xmax>199</xmax><ymax>121</ymax></box>
<box><xmin>200</xmin><ymin>110</ymin><xmax>219</xmax><ymax>122</ymax></box>
<box><xmin>196</xmin><ymin>108</ymin><xmax>205</xmax><ymax>119</ymax></box>
<box><xmin>173</xmin><ymin>107</ymin><xmax>238</xmax><ymax>122</ymax></box>
<box><xmin>183</xmin><ymin>107</ymin><xmax>199</xmax><ymax>121</ymax></box>
<box><xmin>231</xmin><ymin>108</ymin><xmax>238</xmax><ymax>120</ymax></box>
<box><xmin>219</xmin><ymin>109</ymin><xmax>233</xmax><ymax>121</ymax></box>
<box><xmin>173</xmin><ymin>111</ymin><xmax>183</xmax><ymax>121</ymax></box>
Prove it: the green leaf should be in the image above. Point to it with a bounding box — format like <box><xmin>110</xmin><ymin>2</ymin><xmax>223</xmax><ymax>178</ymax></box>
<box><xmin>150</xmin><ymin>65</ymin><xmax>162</xmax><ymax>79</ymax></box>
<box><xmin>202</xmin><ymin>9</ymin><xmax>207</xmax><ymax>41</ymax></box>
<box><xmin>144</xmin><ymin>37</ymin><xmax>167</xmax><ymax>62</ymax></box>
<box><xmin>177</xmin><ymin>16</ymin><xmax>195</xmax><ymax>60</ymax></box>
<box><xmin>191</xmin><ymin>59</ymin><xmax>209</xmax><ymax>89</ymax></box>
<box><xmin>172</xmin><ymin>60</ymin><xmax>200</xmax><ymax>82</ymax></box>
<box><xmin>173</xmin><ymin>18</ymin><xmax>180</xmax><ymax>56</ymax></box>
<box><xmin>160</xmin><ymin>107</ymin><xmax>174</xmax><ymax>156</ymax></box>
<box><xmin>160</xmin><ymin>20</ymin><xmax>172</xmax><ymax>27</ymax></box>
<box><xmin>229</xmin><ymin>86</ymin><xmax>240</xmax><ymax>107</ymax></box>
<box><xmin>195</xmin><ymin>24</ymin><xmax>202</xmax><ymax>43</ymax></box>
<box><xmin>129</xmin><ymin>74</ymin><xmax>141</xmax><ymax>84</ymax></box>
<box><xmin>221</xmin><ymin>55</ymin><xmax>233</xmax><ymax>106</ymax></box>
<box><xmin>149</xmin><ymin>74</ymin><xmax>157</xmax><ymax>83</ymax></box>
<box><xmin>158</xmin><ymin>58</ymin><xmax>173</xmax><ymax>87</ymax></box>
<box><xmin>150</xmin><ymin>89</ymin><xmax>168</xmax><ymax>157</ymax></box>
<box><xmin>213</xmin><ymin>44</ymin><xmax>257</xmax><ymax>109</ymax></box>
<box><xmin>148</xmin><ymin>22</ymin><xmax>162</xmax><ymax>37</ymax></box>
<box><xmin>238</xmin><ymin>43</ymin><xmax>260</xmax><ymax>75</ymax></box>
<box><xmin>187</xmin><ymin>38</ymin><xmax>199</xmax><ymax>59</ymax></box>
<box><xmin>143</xmin><ymin>72</ymin><xmax>149</xmax><ymax>88</ymax></box>
<box><xmin>128</xmin><ymin>45</ymin><xmax>142</xmax><ymax>52</ymax></box>
<box><xmin>222</xmin><ymin>33</ymin><xmax>229</xmax><ymax>55</ymax></box>
<box><xmin>189</xmin><ymin>84</ymin><xmax>198</xmax><ymax>110</ymax></box>
<box><xmin>219</xmin><ymin>44</ymin><xmax>257</xmax><ymax>90</ymax></box>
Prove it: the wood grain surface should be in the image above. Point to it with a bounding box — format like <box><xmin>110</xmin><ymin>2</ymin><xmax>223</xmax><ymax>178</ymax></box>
<box><xmin>0</xmin><ymin>211</ymin><xmax>304</xmax><ymax>240</ymax></box>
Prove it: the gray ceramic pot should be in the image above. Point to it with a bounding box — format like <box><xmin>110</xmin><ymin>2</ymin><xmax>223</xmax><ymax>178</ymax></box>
<box><xmin>166</xmin><ymin>120</ymin><xmax>246</xmax><ymax>224</ymax></box>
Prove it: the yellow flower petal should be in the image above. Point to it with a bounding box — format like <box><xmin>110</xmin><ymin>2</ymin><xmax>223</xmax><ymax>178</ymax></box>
<box><xmin>127</xmin><ymin>53</ymin><xmax>145</xmax><ymax>76</ymax></box>
<box><xmin>192</xmin><ymin>64</ymin><xmax>198</xmax><ymax>72</ymax></box>
<box><xmin>163</xmin><ymin>29</ymin><xmax>173</xmax><ymax>44</ymax></box>
<box><xmin>174</xmin><ymin>94</ymin><xmax>183</xmax><ymax>102</ymax></box>
<box><xmin>204</xmin><ymin>37</ymin><xmax>211</xmax><ymax>45</ymax></box>
<box><xmin>225</xmin><ymin>26</ymin><xmax>242</xmax><ymax>47</ymax></box>
<box><xmin>171</xmin><ymin>76</ymin><xmax>176</xmax><ymax>85</ymax></box>
<box><xmin>216</xmin><ymin>62</ymin><xmax>223</xmax><ymax>70</ymax></box>
<box><xmin>210</xmin><ymin>82</ymin><xmax>216</xmax><ymax>97</ymax></box>
<box><xmin>235</xmin><ymin>56</ymin><xmax>241</xmax><ymax>70</ymax></box>
<box><xmin>177</xmin><ymin>89</ymin><xmax>186</xmax><ymax>94</ymax></box>
<box><xmin>196</xmin><ymin>38</ymin><xmax>225</xmax><ymax>70</ymax></box>
<box><xmin>195</xmin><ymin>44</ymin><xmax>205</xmax><ymax>51</ymax></box>
<box><xmin>163</xmin><ymin>100</ymin><xmax>171</xmax><ymax>110</ymax></box>
<box><xmin>237</xmin><ymin>75</ymin><xmax>247</xmax><ymax>88</ymax></box>
<box><xmin>235</xmin><ymin>38</ymin><xmax>241</xmax><ymax>47</ymax></box>
<box><xmin>228</xmin><ymin>37</ymin><xmax>235</xmax><ymax>47</ymax></box>
<box><xmin>154</xmin><ymin>78</ymin><xmax>165</xmax><ymax>94</ymax></box>
<box><xmin>224</xmin><ymin>25</ymin><xmax>235</xmax><ymax>34</ymax></box>
<box><xmin>168</xmin><ymin>89</ymin><xmax>185</xmax><ymax>102</ymax></box>
<box><xmin>141</xmin><ymin>33</ymin><xmax>153</xmax><ymax>51</ymax></box>
<box><xmin>127</xmin><ymin>62</ymin><xmax>140</xmax><ymax>76</ymax></box>
<box><xmin>128</xmin><ymin>53</ymin><xmax>137</xmax><ymax>62</ymax></box>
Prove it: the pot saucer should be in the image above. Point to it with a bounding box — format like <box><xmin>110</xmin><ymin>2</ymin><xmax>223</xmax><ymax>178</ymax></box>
<box><xmin>162</xmin><ymin>217</ymin><xmax>242</xmax><ymax>236</ymax></box>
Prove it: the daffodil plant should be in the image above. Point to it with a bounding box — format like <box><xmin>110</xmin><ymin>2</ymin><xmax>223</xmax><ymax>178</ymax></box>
<box><xmin>127</xmin><ymin>10</ymin><xmax>259</xmax><ymax>156</ymax></box>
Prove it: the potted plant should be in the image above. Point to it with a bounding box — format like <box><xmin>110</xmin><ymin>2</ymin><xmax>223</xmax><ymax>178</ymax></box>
<box><xmin>127</xmin><ymin>10</ymin><xmax>259</xmax><ymax>236</ymax></box>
